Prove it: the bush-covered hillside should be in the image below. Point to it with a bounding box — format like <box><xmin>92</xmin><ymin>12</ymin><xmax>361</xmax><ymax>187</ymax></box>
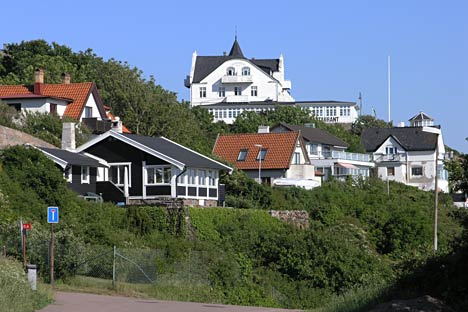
<box><xmin>0</xmin><ymin>145</ymin><xmax>465</xmax><ymax>310</ymax></box>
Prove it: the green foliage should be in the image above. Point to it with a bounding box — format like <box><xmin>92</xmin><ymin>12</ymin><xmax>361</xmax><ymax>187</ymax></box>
<box><xmin>351</xmin><ymin>114</ymin><xmax>393</xmax><ymax>136</ymax></box>
<box><xmin>445</xmin><ymin>154</ymin><xmax>468</xmax><ymax>194</ymax></box>
<box><xmin>0</xmin><ymin>257</ymin><xmax>53</xmax><ymax>312</ymax></box>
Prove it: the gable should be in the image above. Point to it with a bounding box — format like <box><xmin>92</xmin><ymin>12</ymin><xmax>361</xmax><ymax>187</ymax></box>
<box><xmin>374</xmin><ymin>136</ymin><xmax>406</xmax><ymax>154</ymax></box>
<box><xmin>361</xmin><ymin>127</ymin><xmax>438</xmax><ymax>152</ymax></box>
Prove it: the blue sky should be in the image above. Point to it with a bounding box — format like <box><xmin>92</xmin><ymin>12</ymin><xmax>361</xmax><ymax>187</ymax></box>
<box><xmin>2</xmin><ymin>0</ymin><xmax>467</xmax><ymax>152</ymax></box>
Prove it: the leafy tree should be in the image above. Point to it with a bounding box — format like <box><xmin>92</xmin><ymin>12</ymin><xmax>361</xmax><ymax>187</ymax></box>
<box><xmin>445</xmin><ymin>155</ymin><xmax>468</xmax><ymax>194</ymax></box>
<box><xmin>352</xmin><ymin>114</ymin><xmax>392</xmax><ymax>136</ymax></box>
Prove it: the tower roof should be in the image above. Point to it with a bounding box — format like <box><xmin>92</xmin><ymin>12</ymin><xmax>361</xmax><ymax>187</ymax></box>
<box><xmin>228</xmin><ymin>37</ymin><xmax>244</xmax><ymax>58</ymax></box>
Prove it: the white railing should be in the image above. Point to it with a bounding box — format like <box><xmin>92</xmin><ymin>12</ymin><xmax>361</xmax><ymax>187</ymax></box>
<box><xmin>327</xmin><ymin>151</ymin><xmax>371</xmax><ymax>162</ymax></box>
<box><xmin>221</xmin><ymin>75</ymin><xmax>253</xmax><ymax>83</ymax></box>
<box><xmin>374</xmin><ymin>154</ymin><xmax>407</xmax><ymax>162</ymax></box>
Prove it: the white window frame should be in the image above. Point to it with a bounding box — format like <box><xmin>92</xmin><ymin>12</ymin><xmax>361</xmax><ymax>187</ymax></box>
<box><xmin>227</xmin><ymin>67</ymin><xmax>235</xmax><ymax>76</ymax></box>
<box><xmin>251</xmin><ymin>86</ymin><xmax>258</xmax><ymax>96</ymax></box>
<box><xmin>234</xmin><ymin>87</ymin><xmax>241</xmax><ymax>96</ymax></box>
<box><xmin>310</xmin><ymin>144</ymin><xmax>318</xmax><ymax>155</ymax></box>
<box><xmin>411</xmin><ymin>166</ymin><xmax>423</xmax><ymax>177</ymax></box>
<box><xmin>386</xmin><ymin>147</ymin><xmax>397</xmax><ymax>155</ymax></box>
<box><xmin>199</xmin><ymin>87</ymin><xmax>206</xmax><ymax>98</ymax></box>
<box><xmin>292</xmin><ymin>152</ymin><xmax>300</xmax><ymax>165</ymax></box>
<box><xmin>65</xmin><ymin>167</ymin><xmax>72</xmax><ymax>183</ymax></box>
<box><xmin>146</xmin><ymin>165</ymin><xmax>172</xmax><ymax>185</ymax></box>
<box><xmin>81</xmin><ymin>166</ymin><xmax>90</xmax><ymax>184</ymax></box>
<box><xmin>242</xmin><ymin>67</ymin><xmax>250</xmax><ymax>76</ymax></box>
<box><xmin>109</xmin><ymin>162</ymin><xmax>132</xmax><ymax>187</ymax></box>
<box><xmin>218</xmin><ymin>87</ymin><xmax>225</xmax><ymax>97</ymax></box>
<box><xmin>198</xmin><ymin>169</ymin><xmax>207</xmax><ymax>186</ymax></box>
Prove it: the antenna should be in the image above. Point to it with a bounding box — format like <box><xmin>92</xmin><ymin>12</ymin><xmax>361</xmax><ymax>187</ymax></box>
<box><xmin>387</xmin><ymin>55</ymin><xmax>391</xmax><ymax>123</ymax></box>
<box><xmin>235</xmin><ymin>26</ymin><xmax>237</xmax><ymax>40</ymax></box>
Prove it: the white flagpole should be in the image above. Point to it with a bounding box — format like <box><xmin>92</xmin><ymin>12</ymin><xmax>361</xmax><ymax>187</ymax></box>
<box><xmin>388</xmin><ymin>56</ymin><xmax>391</xmax><ymax>123</ymax></box>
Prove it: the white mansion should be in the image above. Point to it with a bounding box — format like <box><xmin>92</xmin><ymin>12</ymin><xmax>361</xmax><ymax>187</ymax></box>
<box><xmin>184</xmin><ymin>38</ymin><xmax>359</xmax><ymax>125</ymax></box>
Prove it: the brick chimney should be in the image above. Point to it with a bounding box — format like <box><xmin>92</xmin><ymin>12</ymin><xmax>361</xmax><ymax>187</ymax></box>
<box><xmin>34</xmin><ymin>69</ymin><xmax>44</xmax><ymax>94</ymax></box>
<box><xmin>61</xmin><ymin>73</ymin><xmax>71</xmax><ymax>84</ymax></box>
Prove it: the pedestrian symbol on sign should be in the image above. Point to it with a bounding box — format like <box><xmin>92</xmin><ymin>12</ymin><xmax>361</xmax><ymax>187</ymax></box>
<box><xmin>47</xmin><ymin>207</ymin><xmax>59</xmax><ymax>223</ymax></box>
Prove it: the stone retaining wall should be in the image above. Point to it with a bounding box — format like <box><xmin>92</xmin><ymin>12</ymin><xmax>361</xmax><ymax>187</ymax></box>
<box><xmin>268</xmin><ymin>210</ymin><xmax>309</xmax><ymax>229</ymax></box>
<box><xmin>0</xmin><ymin>126</ymin><xmax>55</xmax><ymax>149</ymax></box>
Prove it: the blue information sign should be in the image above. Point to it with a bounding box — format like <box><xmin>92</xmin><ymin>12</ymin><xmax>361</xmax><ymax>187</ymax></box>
<box><xmin>47</xmin><ymin>207</ymin><xmax>59</xmax><ymax>223</ymax></box>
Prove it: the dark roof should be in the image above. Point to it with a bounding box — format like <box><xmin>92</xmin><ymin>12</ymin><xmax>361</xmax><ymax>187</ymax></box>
<box><xmin>273</xmin><ymin>123</ymin><xmax>349</xmax><ymax>148</ymax></box>
<box><xmin>251</xmin><ymin>59</ymin><xmax>279</xmax><ymax>74</ymax></box>
<box><xmin>408</xmin><ymin>111</ymin><xmax>434</xmax><ymax>122</ymax></box>
<box><xmin>120</xmin><ymin>133</ymin><xmax>230</xmax><ymax>170</ymax></box>
<box><xmin>361</xmin><ymin>127</ymin><xmax>438</xmax><ymax>152</ymax></box>
<box><xmin>229</xmin><ymin>37</ymin><xmax>244</xmax><ymax>57</ymax></box>
<box><xmin>39</xmin><ymin>147</ymin><xmax>103</xmax><ymax>167</ymax></box>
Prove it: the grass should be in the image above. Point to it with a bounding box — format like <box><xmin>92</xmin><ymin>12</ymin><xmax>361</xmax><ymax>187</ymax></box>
<box><xmin>0</xmin><ymin>256</ymin><xmax>53</xmax><ymax>312</ymax></box>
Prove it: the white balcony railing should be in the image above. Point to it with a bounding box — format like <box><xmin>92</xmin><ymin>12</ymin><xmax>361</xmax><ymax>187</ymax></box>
<box><xmin>221</xmin><ymin>75</ymin><xmax>253</xmax><ymax>83</ymax></box>
<box><xmin>225</xmin><ymin>95</ymin><xmax>249</xmax><ymax>103</ymax></box>
<box><xmin>326</xmin><ymin>151</ymin><xmax>371</xmax><ymax>162</ymax></box>
<box><xmin>374</xmin><ymin>154</ymin><xmax>407</xmax><ymax>162</ymax></box>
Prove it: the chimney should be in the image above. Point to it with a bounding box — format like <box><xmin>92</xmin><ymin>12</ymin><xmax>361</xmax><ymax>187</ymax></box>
<box><xmin>223</xmin><ymin>51</ymin><xmax>227</xmax><ymax>56</ymax></box>
<box><xmin>34</xmin><ymin>69</ymin><xmax>44</xmax><ymax>94</ymax></box>
<box><xmin>258</xmin><ymin>125</ymin><xmax>270</xmax><ymax>133</ymax></box>
<box><xmin>397</xmin><ymin>121</ymin><xmax>405</xmax><ymax>127</ymax></box>
<box><xmin>62</xmin><ymin>122</ymin><xmax>76</xmax><ymax>151</ymax></box>
<box><xmin>111</xmin><ymin>116</ymin><xmax>123</xmax><ymax>133</ymax></box>
<box><xmin>61</xmin><ymin>73</ymin><xmax>71</xmax><ymax>84</ymax></box>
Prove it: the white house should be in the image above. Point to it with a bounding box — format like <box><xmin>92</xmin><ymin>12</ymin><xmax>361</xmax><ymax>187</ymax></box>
<box><xmin>271</xmin><ymin>123</ymin><xmax>374</xmax><ymax>180</ymax></box>
<box><xmin>185</xmin><ymin>38</ymin><xmax>359</xmax><ymax>125</ymax></box>
<box><xmin>361</xmin><ymin>125</ymin><xmax>449</xmax><ymax>192</ymax></box>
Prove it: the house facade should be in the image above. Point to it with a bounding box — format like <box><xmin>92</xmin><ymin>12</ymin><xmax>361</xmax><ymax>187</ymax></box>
<box><xmin>76</xmin><ymin>131</ymin><xmax>232</xmax><ymax>206</ymax></box>
<box><xmin>185</xmin><ymin>38</ymin><xmax>359</xmax><ymax>125</ymax></box>
<box><xmin>271</xmin><ymin>123</ymin><xmax>374</xmax><ymax>180</ymax></box>
<box><xmin>0</xmin><ymin>69</ymin><xmax>129</xmax><ymax>133</ymax></box>
<box><xmin>361</xmin><ymin>126</ymin><xmax>449</xmax><ymax>192</ymax></box>
<box><xmin>213</xmin><ymin>131</ymin><xmax>321</xmax><ymax>189</ymax></box>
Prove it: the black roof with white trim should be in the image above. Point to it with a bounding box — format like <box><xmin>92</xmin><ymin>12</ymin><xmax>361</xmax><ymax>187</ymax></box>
<box><xmin>361</xmin><ymin>127</ymin><xmax>439</xmax><ymax>152</ymax></box>
<box><xmin>120</xmin><ymin>133</ymin><xmax>231</xmax><ymax>170</ymax></box>
<box><xmin>38</xmin><ymin>147</ymin><xmax>104</xmax><ymax>168</ymax></box>
<box><xmin>275</xmin><ymin>123</ymin><xmax>349</xmax><ymax>148</ymax></box>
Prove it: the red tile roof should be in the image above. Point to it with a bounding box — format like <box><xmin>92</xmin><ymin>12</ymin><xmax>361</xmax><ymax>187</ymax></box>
<box><xmin>213</xmin><ymin>132</ymin><xmax>300</xmax><ymax>170</ymax></box>
<box><xmin>0</xmin><ymin>82</ymin><xmax>96</xmax><ymax>120</ymax></box>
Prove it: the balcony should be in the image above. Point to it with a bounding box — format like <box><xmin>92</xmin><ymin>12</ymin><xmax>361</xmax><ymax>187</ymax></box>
<box><xmin>225</xmin><ymin>95</ymin><xmax>249</xmax><ymax>103</ymax></box>
<box><xmin>374</xmin><ymin>154</ymin><xmax>407</xmax><ymax>163</ymax></box>
<box><xmin>221</xmin><ymin>75</ymin><xmax>253</xmax><ymax>84</ymax></box>
<box><xmin>326</xmin><ymin>151</ymin><xmax>371</xmax><ymax>162</ymax></box>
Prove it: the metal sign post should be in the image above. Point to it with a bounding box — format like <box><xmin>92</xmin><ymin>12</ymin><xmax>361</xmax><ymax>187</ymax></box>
<box><xmin>47</xmin><ymin>207</ymin><xmax>59</xmax><ymax>286</ymax></box>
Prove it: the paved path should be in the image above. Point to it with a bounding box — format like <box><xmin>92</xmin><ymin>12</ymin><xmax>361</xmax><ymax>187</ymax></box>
<box><xmin>38</xmin><ymin>291</ymin><xmax>302</xmax><ymax>312</ymax></box>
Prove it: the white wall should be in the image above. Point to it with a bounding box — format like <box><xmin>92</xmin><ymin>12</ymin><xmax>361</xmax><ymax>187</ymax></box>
<box><xmin>2</xmin><ymin>98</ymin><xmax>69</xmax><ymax>116</ymax></box>
<box><xmin>79</xmin><ymin>93</ymin><xmax>102</xmax><ymax>120</ymax></box>
<box><xmin>190</xmin><ymin>59</ymin><xmax>294</xmax><ymax>107</ymax></box>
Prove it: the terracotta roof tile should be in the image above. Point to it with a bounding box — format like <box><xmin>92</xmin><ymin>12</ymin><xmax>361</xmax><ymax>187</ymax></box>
<box><xmin>0</xmin><ymin>82</ymin><xmax>95</xmax><ymax>120</ymax></box>
<box><xmin>213</xmin><ymin>132</ymin><xmax>300</xmax><ymax>170</ymax></box>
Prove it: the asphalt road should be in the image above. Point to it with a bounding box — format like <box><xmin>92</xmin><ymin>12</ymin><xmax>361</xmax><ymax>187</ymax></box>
<box><xmin>38</xmin><ymin>292</ymin><xmax>303</xmax><ymax>312</ymax></box>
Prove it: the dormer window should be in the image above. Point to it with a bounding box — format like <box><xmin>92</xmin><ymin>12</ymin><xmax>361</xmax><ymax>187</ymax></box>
<box><xmin>242</xmin><ymin>67</ymin><xmax>250</xmax><ymax>76</ymax></box>
<box><xmin>227</xmin><ymin>67</ymin><xmax>236</xmax><ymax>76</ymax></box>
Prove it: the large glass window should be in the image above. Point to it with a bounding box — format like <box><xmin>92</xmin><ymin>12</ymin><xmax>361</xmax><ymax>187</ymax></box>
<box><xmin>310</xmin><ymin>144</ymin><xmax>318</xmax><ymax>155</ymax></box>
<box><xmin>147</xmin><ymin>166</ymin><xmax>171</xmax><ymax>185</ymax></box>
<box><xmin>208</xmin><ymin>171</ymin><xmax>216</xmax><ymax>186</ymax></box>
<box><xmin>198</xmin><ymin>170</ymin><xmax>206</xmax><ymax>186</ymax></box>
<box><xmin>292</xmin><ymin>152</ymin><xmax>300</xmax><ymax>164</ymax></box>
<box><xmin>84</xmin><ymin>106</ymin><xmax>92</xmax><ymax>118</ymax></box>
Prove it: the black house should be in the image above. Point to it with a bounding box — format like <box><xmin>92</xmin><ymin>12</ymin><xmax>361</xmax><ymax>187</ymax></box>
<box><xmin>76</xmin><ymin>131</ymin><xmax>232</xmax><ymax>206</ymax></box>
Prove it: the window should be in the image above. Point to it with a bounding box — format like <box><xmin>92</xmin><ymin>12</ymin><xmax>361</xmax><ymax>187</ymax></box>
<box><xmin>81</xmin><ymin>166</ymin><xmax>90</xmax><ymax>184</ymax></box>
<box><xmin>50</xmin><ymin>103</ymin><xmax>57</xmax><ymax>115</ymax></box>
<box><xmin>84</xmin><ymin>106</ymin><xmax>92</xmax><ymax>118</ymax></box>
<box><xmin>234</xmin><ymin>87</ymin><xmax>241</xmax><ymax>96</ymax></box>
<box><xmin>256</xmin><ymin>149</ymin><xmax>267</xmax><ymax>161</ymax></box>
<box><xmin>251</xmin><ymin>86</ymin><xmax>258</xmax><ymax>96</ymax></box>
<box><xmin>198</xmin><ymin>170</ymin><xmax>206</xmax><ymax>185</ymax></box>
<box><xmin>293</xmin><ymin>152</ymin><xmax>300</xmax><ymax>164</ymax></box>
<box><xmin>310</xmin><ymin>144</ymin><xmax>318</xmax><ymax>155</ymax></box>
<box><xmin>227</xmin><ymin>67</ymin><xmax>235</xmax><ymax>76</ymax></box>
<box><xmin>109</xmin><ymin>164</ymin><xmax>131</xmax><ymax>186</ymax></box>
<box><xmin>208</xmin><ymin>171</ymin><xmax>216</xmax><ymax>186</ymax></box>
<box><xmin>242</xmin><ymin>67</ymin><xmax>250</xmax><ymax>76</ymax></box>
<box><xmin>199</xmin><ymin>87</ymin><xmax>206</xmax><ymax>98</ymax></box>
<box><xmin>147</xmin><ymin>166</ymin><xmax>172</xmax><ymax>185</ymax></box>
<box><xmin>411</xmin><ymin>166</ymin><xmax>423</xmax><ymax>176</ymax></box>
<box><xmin>237</xmin><ymin>149</ymin><xmax>248</xmax><ymax>161</ymax></box>
<box><xmin>8</xmin><ymin>103</ymin><xmax>21</xmax><ymax>111</ymax></box>
<box><xmin>386</xmin><ymin>147</ymin><xmax>397</xmax><ymax>154</ymax></box>
<box><xmin>218</xmin><ymin>87</ymin><xmax>225</xmax><ymax>97</ymax></box>
<box><xmin>65</xmin><ymin>167</ymin><xmax>72</xmax><ymax>182</ymax></box>
<box><xmin>387</xmin><ymin>167</ymin><xmax>395</xmax><ymax>176</ymax></box>
<box><xmin>188</xmin><ymin>169</ymin><xmax>196</xmax><ymax>185</ymax></box>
